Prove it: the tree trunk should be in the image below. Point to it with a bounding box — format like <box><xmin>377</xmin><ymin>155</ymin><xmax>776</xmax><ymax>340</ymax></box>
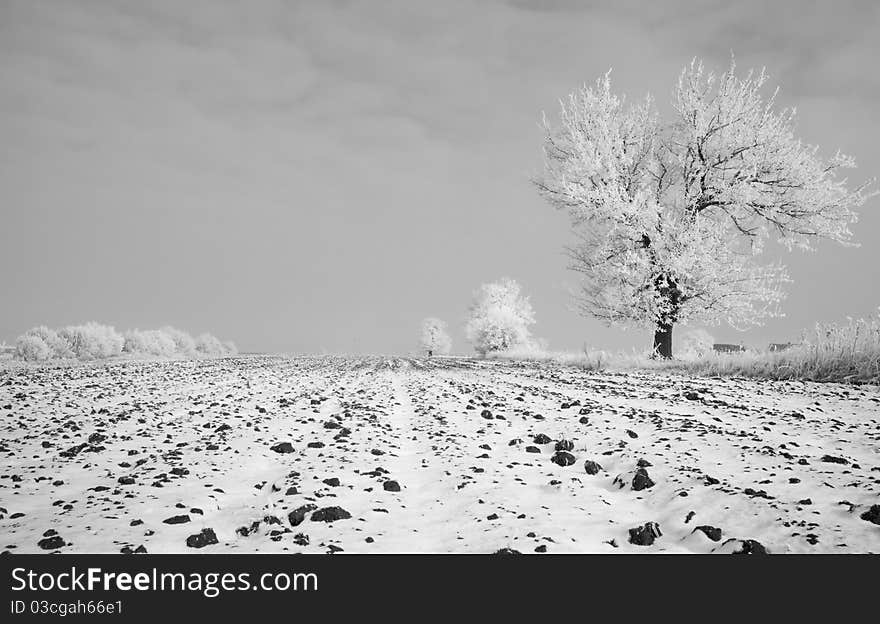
<box><xmin>653</xmin><ymin>323</ymin><xmax>673</xmax><ymax>359</ymax></box>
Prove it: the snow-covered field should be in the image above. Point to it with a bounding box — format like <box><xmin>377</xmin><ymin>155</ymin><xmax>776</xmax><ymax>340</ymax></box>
<box><xmin>1</xmin><ymin>355</ymin><xmax>878</xmax><ymax>554</ymax></box>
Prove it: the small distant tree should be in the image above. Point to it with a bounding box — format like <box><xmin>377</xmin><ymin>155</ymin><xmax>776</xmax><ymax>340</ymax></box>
<box><xmin>160</xmin><ymin>326</ymin><xmax>197</xmax><ymax>356</ymax></box>
<box><xmin>465</xmin><ymin>278</ymin><xmax>535</xmax><ymax>356</ymax></box>
<box><xmin>123</xmin><ymin>329</ymin><xmax>177</xmax><ymax>357</ymax></box>
<box><xmin>58</xmin><ymin>322</ymin><xmax>124</xmax><ymax>359</ymax></box>
<box><xmin>535</xmin><ymin>59</ymin><xmax>874</xmax><ymax>358</ymax></box>
<box><xmin>194</xmin><ymin>333</ymin><xmax>224</xmax><ymax>356</ymax></box>
<box><xmin>11</xmin><ymin>323</ymin><xmax>234</xmax><ymax>361</ymax></box>
<box><xmin>194</xmin><ymin>333</ymin><xmax>237</xmax><ymax>357</ymax></box>
<box><xmin>14</xmin><ymin>334</ymin><xmax>52</xmax><ymax>362</ymax></box>
<box><xmin>23</xmin><ymin>326</ymin><xmax>73</xmax><ymax>358</ymax></box>
<box><xmin>420</xmin><ymin>317</ymin><xmax>452</xmax><ymax>356</ymax></box>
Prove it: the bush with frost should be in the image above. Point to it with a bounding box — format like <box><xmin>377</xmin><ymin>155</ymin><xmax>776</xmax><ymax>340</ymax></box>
<box><xmin>14</xmin><ymin>334</ymin><xmax>52</xmax><ymax>362</ymax></box>
<box><xmin>58</xmin><ymin>322</ymin><xmax>124</xmax><ymax>360</ymax></box>
<box><xmin>465</xmin><ymin>278</ymin><xmax>536</xmax><ymax>356</ymax></box>
<box><xmin>23</xmin><ymin>326</ymin><xmax>74</xmax><ymax>358</ymax></box>
<box><xmin>194</xmin><ymin>333</ymin><xmax>225</xmax><ymax>356</ymax></box>
<box><xmin>123</xmin><ymin>329</ymin><xmax>177</xmax><ymax>357</ymax></box>
<box><xmin>160</xmin><ymin>326</ymin><xmax>197</xmax><ymax>356</ymax></box>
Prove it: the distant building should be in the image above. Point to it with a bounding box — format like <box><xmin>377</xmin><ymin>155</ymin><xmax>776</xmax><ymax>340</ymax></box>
<box><xmin>712</xmin><ymin>343</ymin><xmax>745</xmax><ymax>353</ymax></box>
<box><xmin>768</xmin><ymin>342</ymin><xmax>799</xmax><ymax>352</ymax></box>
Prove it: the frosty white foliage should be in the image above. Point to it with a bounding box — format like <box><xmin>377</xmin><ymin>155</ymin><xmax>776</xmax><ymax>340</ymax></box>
<box><xmin>465</xmin><ymin>278</ymin><xmax>536</xmax><ymax>356</ymax></box>
<box><xmin>419</xmin><ymin>317</ymin><xmax>452</xmax><ymax>355</ymax></box>
<box><xmin>13</xmin><ymin>323</ymin><xmax>236</xmax><ymax>362</ymax></box>
<box><xmin>160</xmin><ymin>326</ymin><xmax>197</xmax><ymax>356</ymax></box>
<box><xmin>58</xmin><ymin>323</ymin><xmax>124</xmax><ymax>360</ymax></box>
<box><xmin>195</xmin><ymin>333</ymin><xmax>225</xmax><ymax>356</ymax></box>
<box><xmin>677</xmin><ymin>329</ymin><xmax>715</xmax><ymax>360</ymax></box>
<box><xmin>14</xmin><ymin>334</ymin><xmax>52</xmax><ymax>362</ymax></box>
<box><xmin>123</xmin><ymin>329</ymin><xmax>177</xmax><ymax>357</ymax></box>
<box><xmin>536</xmin><ymin>59</ymin><xmax>875</xmax><ymax>336</ymax></box>
<box><xmin>23</xmin><ymin>326</ymin><xmax>74</xmax><ymax>358</ymax></box>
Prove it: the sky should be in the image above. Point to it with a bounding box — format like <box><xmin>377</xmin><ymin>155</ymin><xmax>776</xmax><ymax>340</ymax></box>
<box><xmin>1</xmin><ymin>0</ymin><xmax>878</xmax><ymax>354</ymax></box>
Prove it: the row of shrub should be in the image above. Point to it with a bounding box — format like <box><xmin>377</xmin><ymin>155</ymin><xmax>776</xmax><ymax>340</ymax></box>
<box><xmin>13</xmin><ymin>323</ymin><xmax>237</xmax><ymax>362</ymax></box>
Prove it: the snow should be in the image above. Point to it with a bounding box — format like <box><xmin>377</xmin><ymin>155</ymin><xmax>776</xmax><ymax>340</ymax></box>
<box><xmin>1</xmin><ymin>355</ymin><xmax>878</xmax><ymax>554</ymax></box>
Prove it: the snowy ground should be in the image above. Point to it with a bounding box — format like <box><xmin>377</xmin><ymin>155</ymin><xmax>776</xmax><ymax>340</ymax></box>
<box><xmin>1</xmin><ymin>355</ymin><xmax>878</xmax><ymax>554</ymax></box>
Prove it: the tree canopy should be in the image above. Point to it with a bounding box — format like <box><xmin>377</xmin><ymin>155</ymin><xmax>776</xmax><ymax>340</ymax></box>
<box><xmin>535</xmin><ymin>59</ymin><xmax>874</xmax><ymax>357</ymax></box>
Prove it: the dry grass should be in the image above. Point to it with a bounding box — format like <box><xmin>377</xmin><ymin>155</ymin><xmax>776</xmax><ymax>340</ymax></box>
<box><xmin>492</xmin><ymin>344</ymin><xmax>611</xmax><ymax>371</ymax></box>
<box><xmin>493</xmin><ymin>312</ymin><xmax>880</xmax><ymax>385</ymax></box>
<box><xmin>674</xmin><ymin>315</ymin><xmax>880</xmax><ymax>384</ymax></box>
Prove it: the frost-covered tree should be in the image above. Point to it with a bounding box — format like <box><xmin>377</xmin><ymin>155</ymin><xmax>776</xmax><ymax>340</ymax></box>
<box><xmin>12</xmin><ymin>322</ymin><xmax>234</xmax><ymax>361</ymax></box>
<box><xmin>123</xmin><ymin>329</ymin><xmax>177</xmax><ymax>357</ymax></box>
<box><xmin>23</xmin><ymin>326</ymin><xmax>73</xmax><ymax>358</ymax></box>
<box><xmin>465</xmin><ymin>278</ymin><xmax>535</xmax><ymax>356</ymax></box>
<box><xmin>58</xmin><ymin>322</ymin><xmax>124</xmax><ymax>360</ymax></box>
<box><xmin>160</xmin><ymin>326</ymin><xmax>197</xmax><ymax>356</ymax></box>
<box><xmin>536</xmin><ymin>59</ymin><xmax>875</xmax><ymax>358</ymax></box>
<box><xmin>194</xmin><ymin>332</ymin><xmax>236</xmax><ymax>357</ymax></box>
<box><xmin>420</xmin><ymin>317</ymin><xmax>452</xmax><ymax>356</ymax></box>
<box><xmin>194</xmin><ymin>333</ymin><xmax>223</xmax><ymax>356</ymax></box>
<box><xmin>14</xmin><ymin>334</ymin><xmax>52</xmax><ymax>362</ymax></box>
